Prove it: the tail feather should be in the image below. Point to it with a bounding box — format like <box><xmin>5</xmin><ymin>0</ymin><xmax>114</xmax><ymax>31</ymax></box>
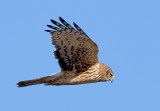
<box><xmin>17</xmin><ymin>72</ymin><xmax>62</xmax><ymax>87</ymax></box>
<box><xmin>17</xmin><ymin>79</ymin><xmax>41</xmax><ymax>87</ymax></box>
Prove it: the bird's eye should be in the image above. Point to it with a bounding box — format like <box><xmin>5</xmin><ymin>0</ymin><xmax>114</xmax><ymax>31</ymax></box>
<box><xmin>110</xmin><ymin>74</ymin><xmax>113</xmax><ymax>77</ymax></box>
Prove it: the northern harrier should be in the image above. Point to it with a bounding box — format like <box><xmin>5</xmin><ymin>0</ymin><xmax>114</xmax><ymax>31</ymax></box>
<box><xmin>17</xmin><ymin>17</ymin><xmax>114</xmax><ymax>87</ymax></box>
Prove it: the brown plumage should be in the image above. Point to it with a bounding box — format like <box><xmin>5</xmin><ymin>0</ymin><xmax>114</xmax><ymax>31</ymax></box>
<box><xmin>17</xmin><ymin>17</ymin><xmax>114</xmax><ymax>87</ymax></box>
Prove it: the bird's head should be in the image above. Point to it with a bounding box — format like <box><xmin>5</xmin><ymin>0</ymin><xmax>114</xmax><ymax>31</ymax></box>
<box><xmin>101</xmin><ymin>64</ymin><xmax>114</xmax><ymax>83</ymax></box>
<box><xmin>106</xmin><ymin>68</ymin><xmax>114</xmax><ymax>83</ymax></box>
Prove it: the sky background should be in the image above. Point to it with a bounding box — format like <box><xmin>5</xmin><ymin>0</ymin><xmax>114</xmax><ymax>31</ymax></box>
<box><xmin>0</xmin><ymin>0</ymin><xmax>160</xmax><ymax>111</ymax></box>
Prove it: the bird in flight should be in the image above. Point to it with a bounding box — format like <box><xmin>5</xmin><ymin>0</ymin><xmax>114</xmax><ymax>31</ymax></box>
<box><xmin>17</xmin><ymin>17</ymin><xmax>114</xmax><ymax>87</ymax></box>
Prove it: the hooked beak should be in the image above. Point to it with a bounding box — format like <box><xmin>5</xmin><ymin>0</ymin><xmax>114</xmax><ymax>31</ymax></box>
<box><xmin>110</xmin><ymin>76</ymin><xmax>114</xmax><ymax>83</ymax></box>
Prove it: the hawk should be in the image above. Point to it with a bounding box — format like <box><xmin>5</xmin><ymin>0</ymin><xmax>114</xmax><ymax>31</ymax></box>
<box><xmin>17</xmin><ymin>17</ymin><xmax>114</xmax><ymax>87</ymax></box>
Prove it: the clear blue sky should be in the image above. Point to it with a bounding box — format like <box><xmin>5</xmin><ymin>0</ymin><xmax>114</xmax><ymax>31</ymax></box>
<box><xmin>1</xmin><ymin>0</ymin><xmax>160</xmax><ymax>111</ymax></box>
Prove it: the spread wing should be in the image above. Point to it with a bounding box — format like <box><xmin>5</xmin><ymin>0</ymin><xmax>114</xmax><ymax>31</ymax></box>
<box><xmin>45</xmin><ymin>17</ymin><xmax>99</xmax><ymax>73</ymax></box>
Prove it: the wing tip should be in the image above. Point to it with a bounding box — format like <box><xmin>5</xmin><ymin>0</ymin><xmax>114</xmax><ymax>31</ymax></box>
<box><xmin>45</xmin><ymin>30</ymin><xmax>51</xmax><ymax>32</ymax></box>
<box><xmin>59</xmin><ymin>16</ymin><xmax>64</xmax><ymax>23</ymax></box>
<box><xmin>50</xmin><ymin>19</ymin><xmax>56</xmax><ymax>24</ymax></box>
<box><xmin>73</xmin><ymin>22</ymin><xmax>78</xmax><ymax>28</ymax></box>
<box><xmin>46</xmin><ymin>25</ymin><xmax>51</xmax><ymax>27</ymax></box>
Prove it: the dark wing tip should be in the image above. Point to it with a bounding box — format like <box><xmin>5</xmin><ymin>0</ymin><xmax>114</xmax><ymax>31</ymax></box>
<box><xmin>46</xmin><ymin>25</ymin><xmax>52</xmax><ymax>28</ymax></box>
<box><xmin>73</xmin><ymin>22</ymin><xmax>78</xmax><ymax>27</ymax></box>
<box><xmin>58</xmin><ymin>17</ymin><xmax>75</xmax><ymax>29</ymax></box>
<box><xmin>73</xmin><ymin>22</ymin><xmax>87</xmax><ymax>36</ymax></box>
<box><xmin>45</xmin><ymin>30</ymin><xmax>51</xmax><ymax>32</ymax></box>
<box><xmin>50</xmin><ymin>19</ymin><xmax>56</xmax><ymax>24</ymax></box>
<box><xmin>59</xmin><ymin>16</ymin><xmax>65</xmax><ymax>23</ymax></box>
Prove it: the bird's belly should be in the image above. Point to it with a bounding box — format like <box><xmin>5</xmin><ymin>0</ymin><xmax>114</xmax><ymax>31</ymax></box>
<box><xmin>53</xmin><ymin>74</ymin><xmax>101</xmax><ymax>85</ymax></box>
